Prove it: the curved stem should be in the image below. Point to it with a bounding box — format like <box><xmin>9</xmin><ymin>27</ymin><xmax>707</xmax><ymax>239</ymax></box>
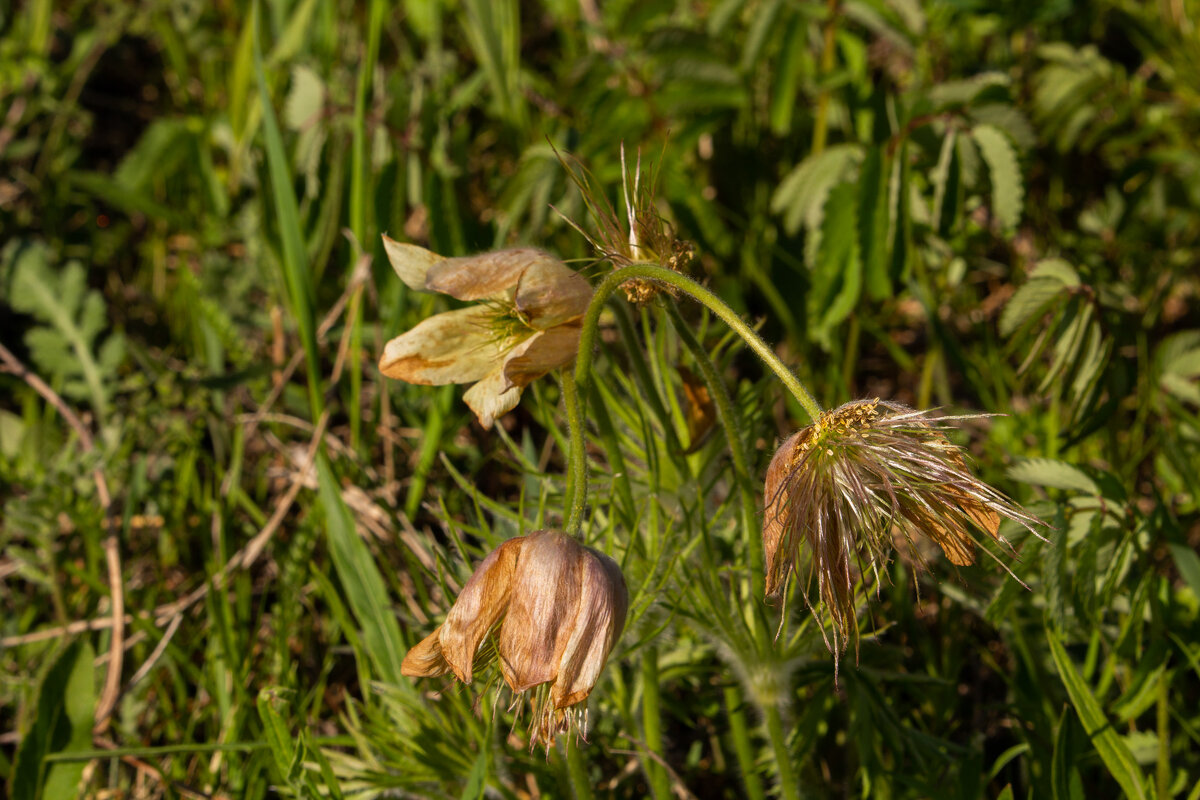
<box><xmin>565</xmin><ymin>264</ymin><xmax>822</xmax><ymax>539</ymax></box>
<box><xmin>562</xmin><ymin>369</ymin><xmax>587</xmax><ymax>537</ymax></box>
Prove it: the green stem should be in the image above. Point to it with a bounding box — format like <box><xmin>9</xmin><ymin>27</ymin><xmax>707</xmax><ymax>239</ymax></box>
<box><xmin>641</xmin><ymin>646</ymin><xmax>671</xmax><ymax>800</ymax></box>
<box><xmin>724</xmin><ymin>686</ymin><xmax>767</xmax><ymax>800</ymax></box>
<box><xmin>765</xmin><ymin>704</ymin><xmax>800</xmax><ymax>799</ymax></box>
<box><xmin>565</xmin><ymin>736</ymin><xmax>594</xmax><ymax>800</ymax></box>
<box><xmin>566</xmin><ymin>264</ymin><xmax>821</xmax><ymax>537</ymax></box>
<box><xmin>563</xmin><ymin>369</ymin><xmax>588</xmax><ymax>537</ymax></box>
<box><xmin>811</xmin><ymin>0</ymin><xmax>839</xmax><ymax>156</ymax></box>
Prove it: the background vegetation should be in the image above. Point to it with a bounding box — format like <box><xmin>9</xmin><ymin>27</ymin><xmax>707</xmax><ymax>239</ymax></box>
<box><xmin>3</xmin><ymin>0</ymin><xmax>1200</xmax><ymax>797</ymax></box>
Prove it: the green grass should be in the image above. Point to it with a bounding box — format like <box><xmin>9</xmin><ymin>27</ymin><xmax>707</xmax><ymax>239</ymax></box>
<box><xmin>2</xmin><ymin>0</ymin><xmax>1200</xmax><ymax>798</ymax></box>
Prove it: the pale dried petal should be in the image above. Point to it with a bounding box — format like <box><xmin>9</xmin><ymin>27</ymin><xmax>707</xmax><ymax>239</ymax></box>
<box><xmin>497</xmin><ymin>531</ymin><xmax>583</xmax><ymax>693</ymax></box>
<box><xmin>438</xmin><ymin>537</ymin><xmax>525</xmax><ymax>683</ymax></box>
<box><xmin>514</xmin><ymin>258</ymin><xmax>592</xmax><ymax>330</ymax></box>
<box><xmin>462</xmin><ymin>367</ymin><xmax>524</xmax><ymax>429</ymax></box>
<box><xmin>401</xmin><ymin>626</ymin><xmax>452</xmax><ymax>677</ymax></box>
<box><xmin>425</xmin><ymin>249</ymin><xmax>553</xmax><ymax>301</ymax></box>
<box><xmin>551</xmin><ymin>549</ymin><xmax>628</xmax><ymax>709</ymax></box>
<box><xmin>382</xmin><ymin>235</ymin><xmax>442</xmax><ymax>292</ymax></box>
<box><xmin>501</xmin><ymin>324</ymin><xmax>581</xmax><ymax>390</ymax></box>
<box><xmin>379</xmin><ymin>307</ymin><xmax>503</xmax><ymax>385</ymax></box>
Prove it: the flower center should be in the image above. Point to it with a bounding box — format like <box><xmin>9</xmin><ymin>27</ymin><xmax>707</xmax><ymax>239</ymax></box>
<box><xmin>792</xmin><ymin>398</ymin><xmax>882</xmax><ymax>464</ymax></box>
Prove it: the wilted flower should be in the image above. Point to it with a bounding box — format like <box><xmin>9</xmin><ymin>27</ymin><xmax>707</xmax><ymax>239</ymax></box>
<box><xmin>379</xmin><ymin>238</ymin><xmax>592</xmax><ymax>428</ymax></box>
<box><xmin>401</xmin><ymin>530</ymin><xmax>628</xmax><ymax>748</ymax></box>
<box><xmin>555</xmin><ymin>144</ymin><xmax>694</xmax><ymax>304</ymax></box>
<box><xmin>763</xmin><ymin>399</ymin><xmax>1043</xmax><ymax>668</ymax></box>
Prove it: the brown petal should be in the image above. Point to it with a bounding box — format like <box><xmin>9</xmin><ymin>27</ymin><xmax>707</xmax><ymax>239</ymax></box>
<box><xmin>497</xmin><ymin>531</ymin><xmax>583</xmax><ymax>693</ymax></box>
<box><xmin>401</xmin><ymin>626</ymin><xmax>453</xmax><ymax>677</ymax></box>
<box><xmin>513</xmin><ymin>258</ymin><xmax>592</xmax><ymax>330</ymax></box>
<box><xmin>425</xmin><ymin>249</ymin><xmax>554</xmax><ymax>301</ymax></box>
<box><xmin>551</xmin><ymin>549</ymin><xmax>628</xmax><ymax>709</ymax></box>
<box><xmin>501</xmin><ymin>325</ymin><xmax>581</xmax><ymax>390</ymax></box>
<box><xmin>382</xmin><ymin>235</ymin><xmax>442</xmax><ymax>292</ymax></box>
<box><xmin>762</xmin><ymin>431</ymin><xmax>804</xmax><ymax>596</ymax></box>
<box><xmin>379</xmin><ymin>307</ymin><xmax>503</xmax><ymax>386</ymax></box>
<box><xmin>439</xmin><ymin>537</ymin><xmax>525</xmax><ymax>683</ymax></box>
<box><xmin>462</xmin><ymin>367</ymin><xmax>524</xmax><ymax>430</ymax></box>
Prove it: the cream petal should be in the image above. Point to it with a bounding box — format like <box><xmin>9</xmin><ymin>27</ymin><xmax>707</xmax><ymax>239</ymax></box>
<box><xmin>401</xmin><ymin>626</ymin><xmax>453</xmax><ymax>678</ymax></box>
<box><xmin>497</xmin><ymin>531</ymin><xmax>583</xmax><ymax>693</ymax></box>
<box><xmin>501</xmin><ymin>325</ymin><xmax>581</xmax><ymax>390</ymax></box>
<box><xmin>425</xmin><ymin>249</ymin><xmax>554</xmax><ymax>301</ymax></box>
<box><xmin>513</xmin><ymin>258</ymin><xmax>592</xmax><ymax>330</ymax></box>
<box><xmin>550</xmin><ymin>548</ymin><xmax>627</xmax><ymax>709</ymax></box>
<box><xmin>462</xmin><ymin>367</ymin><xmax>524</xmax><ymax>429</ymax></box>
<box><xmin>382</xmin><ymin>235</ymin><xmax>442</xmax><ymax>292</ymax></box>
<box><xmin>439</xmin><ymin>537</ymin><xmax>525</xmax><ymax>684</ymax></box>
<box><xmin>379</xmin><ymin>307</ymin><xmax>503</xmax><ymax>386</ymax></box>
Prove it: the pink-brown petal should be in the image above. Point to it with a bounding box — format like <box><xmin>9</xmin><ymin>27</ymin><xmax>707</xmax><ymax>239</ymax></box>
<box><xmin>513</xmin><ymin>258</ymin><xmax>592</xmax><ymax>330</ymax></box>
<box><xmin>501</xmin><ymin>325</ymin><xmax>581</xmax><ymax>390</ymax></box>
<box><xmin>401</xmin><ymin>625</ymin><xmax>453</xmax><ymax>678</ymax></box>
<box><xmin>762</xmin><ymin>430</ymin><xmax>805</xmax><ymax>596</ymax></box>
<box><xmin>379</xmin><ymin>306</ymin><xmax>503</xmax><ymax>386</ymax></box>
<box><xmin>550</xmin><ymin>548</ymin><xmax>628</xmax><ymax>709</ymax></box>
<box><xmin>382</xmin><ymin>235</ymin><xmax>442</xmax><ymax>292</ymax></box>
<box><xmin>497</xmin><ymin>531</ymin><xmax>584</xmax><ymax>693</ymax></box>
<box><xmin>425</xmin><ymin>249</ymin><xmax>555</xmax><ymax>302</ymax></box>
<box><xmin>438</xmin><ymin>536</ymin><xmax>525</xmax><ymax>684</ymax></box>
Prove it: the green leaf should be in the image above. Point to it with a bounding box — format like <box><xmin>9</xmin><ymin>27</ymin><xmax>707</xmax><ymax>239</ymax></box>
<box><xmin>972</xmin><ymin>123</ymin><xmax>1023</xmax><ymax>232</ymax></box>
<box><xmin>1008</xmin><ymin>458</ymin><xmax>1099</xmax><ymax>495</ymax></box>
<box><xmin>1046</xmin><ymin>628</ymin><xmax>1148</xmax><ymax>800</ymax></box>
<box><xmin>768</xmin><ymin>11</ymin><xmax>804</xmax><ymax>135</ymax></box>
<box><xmin>459</xmin><ymin>748</ymin><xmax>488</xmax><ymax>800</ymax></box>
<box><xmin>4</xmin><ymin>241</ymin><xmax>124</xmax><ymax>422</ymax></box>
<box><xmin>10</xmin><ymin>640</ymin><xmax>95</xmax><ymax>800</ymax></box>
<box><xmin>1169</xmin><ymin>543</ymin><xmax>1200</xmax><ymax>599</ymax></box>
<box><xmin>931</xmin><ymin>128</ymin><xmax>962</xmax><ymax>235</ymax></box>
<box><xmin>770</xmin><ymin>144</ymin><xmax>862</xmax><ymax>236</ymax></box>
<box><xmin>1052</xmin><ymin>708</ymin><xmax>1085</xmax><ymax>800</ymax></box>
<box><xmin>316</xmin><ymin>456</ymin><xmax>408</xmax><ymax>685</ymax></box>
<box><xmin>858</xmin><ymin>146</ymin><xmax>891</xmax><ymax>299</ymax></box>
<box><xmin>809</xmin><ymin>181</ymin><xmax>862</xmax><ymax>349</ymax></box>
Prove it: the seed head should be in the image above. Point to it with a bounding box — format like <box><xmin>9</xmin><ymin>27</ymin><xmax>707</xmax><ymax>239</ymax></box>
<box><xmin>762</xmin><ymin>400</ymin><xmax>1044</xmax><ymax>673</ymax></box>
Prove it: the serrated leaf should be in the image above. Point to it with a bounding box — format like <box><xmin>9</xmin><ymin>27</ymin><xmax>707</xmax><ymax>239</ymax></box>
<box><xmin>1008</xmin><ymin>458</ymin><xmax>1099</xmax><ymax>495</ymax></box>
<box><xmin>1031</xmin><ymin>258</ymin><xmax>1081</xmax><ymax>285</ymax></box>
<box><xmin>771</xmin><ymin>144</ymin><xmax>862</xmax><ymax>235</ymax></box>
<box><xmin>973</xmin><ymin>123</ymin><xmax>1023</xmax><ymax>232</ymax></box>
<box><xmin>1046</xmin><ymin>629</ymin><xmax>1149</xmax><ymax>800</ymax></box>
<box><xmin>999</xmin><ymin>277</ymin><xmax>1066</xmax><ymax>336</ymax></box>
<box><xmin>5</xmin><ymin>241</ymin><xmax>122</xmax><ymax>421</ymax></box>
<box><xmin>927</xmin><ymin>71</ymin><xmax>1010</xmax><ymax>108</ymax></box>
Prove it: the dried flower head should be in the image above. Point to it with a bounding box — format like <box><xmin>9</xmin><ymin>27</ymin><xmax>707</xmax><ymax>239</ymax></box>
<box><xmin>555</xmin><ymin>144</ymin><xmax>694</xmax><ymax>304</ymax></box>
<box><xmin>402</xmin><ymin>530</ymin><xmax>628</xmax><ymax>749</ymax></box>
<box><xmin>379</xmin><ymin>238</ymin><xmax>592</xmax><ymax>428</ymax></box>
<box><xmin>763</xmin><ymin>399</ymin><xmax>1043</xmax><ymax>669</ymax></box>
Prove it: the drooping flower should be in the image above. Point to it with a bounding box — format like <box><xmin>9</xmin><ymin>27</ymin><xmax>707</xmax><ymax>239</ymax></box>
<box><xmin>762</xmin><ymin>399</ymin><xmax>1044</xmax><ymax>668</ymax></box>
<box><xmin>401</xmin><ymin>530</ymin><xmax>628</xmax><ymax>748</ymax></box>
<box><xmin>379</xmin><ymin>238</ymin><xmax>593</xmax><ymax>428</ymax></box>
<box><xmin>555</xmin><ymin>144</ymin><xmax>694</xmax><ymax>304</ymax></box>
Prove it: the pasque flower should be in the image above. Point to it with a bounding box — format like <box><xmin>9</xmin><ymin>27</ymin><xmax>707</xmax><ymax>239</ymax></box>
<box><xmin>763</xmin><ymin>399</ymin><xmax>1043</xmax><ymax>667</ymax></box>
<box><xmin>379</xmin><ymin>237</ymin><xmax>592</xmax><ymax>428</ymax></box>
<box><xmin>556</xmin><ymin>144</ymin><xmax>694</xmax><ymax>304</ymax></box>
<box><xmin>401</xmin><ymin>530</ymin><xmax>628</xmax><ymax>747</ymax></box>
